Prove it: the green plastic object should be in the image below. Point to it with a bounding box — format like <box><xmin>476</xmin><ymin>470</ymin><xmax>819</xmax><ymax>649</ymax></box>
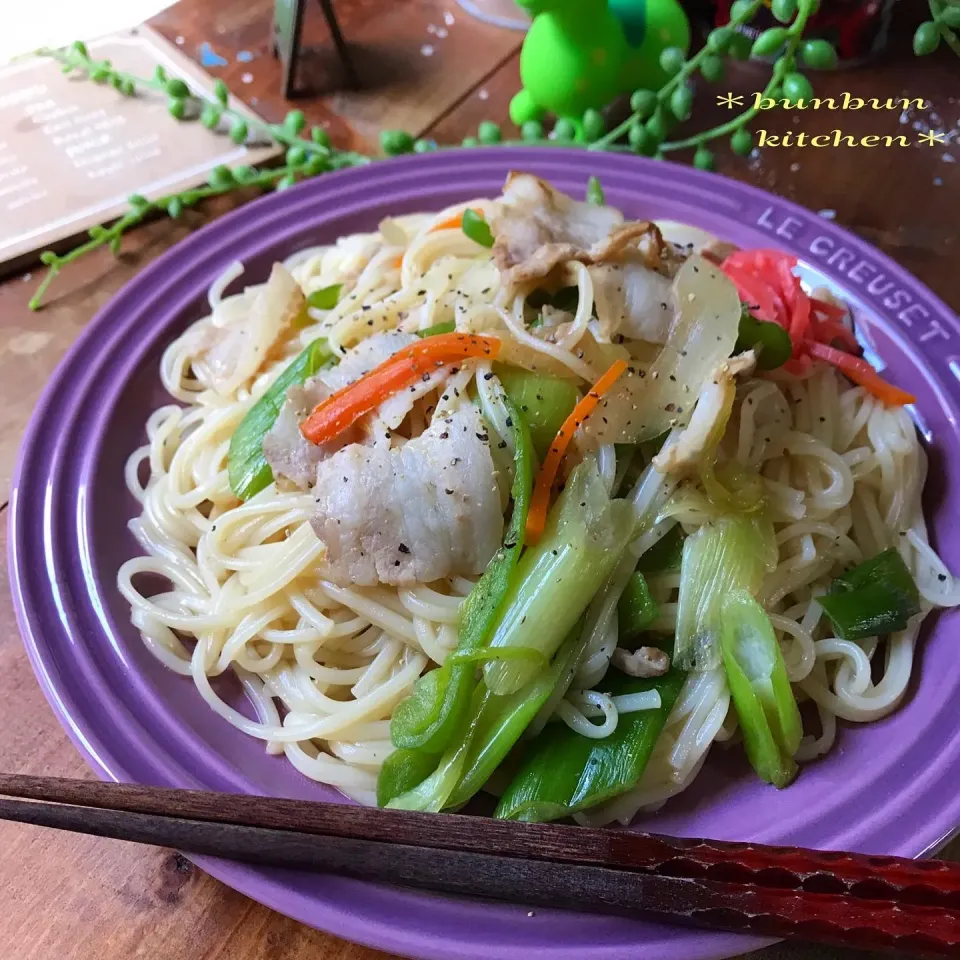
<box><xmin>510</xmin><ymin>0</ymin><xmax>690</xmax><ymax>138</ymax></box>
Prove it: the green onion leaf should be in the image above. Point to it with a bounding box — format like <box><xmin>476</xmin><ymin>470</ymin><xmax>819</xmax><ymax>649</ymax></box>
<box><xmin>635</xmin><ymin>526</ymin><xmax>684</xmax><ymax>574</ymax></box>
<box><xmin>306</xmin><ymin>284</ymin><xmax>342</xmax><ymax>310</ymax></box>
<box><xmin>586</xmin><ymin>176</ymin><xmax>605</xmax><ymax>206</ymax></box>
<box><xmin>720</xmin><ymin>590</ymin><xmax>802</xmax><ymax>788</ymax></box>
<box><xmin>618</xmin><ymin>571</ymin><xmax>660</xmax><ymax>644</ymax></box>
<box><xmin>445</xmin><ymin>622</ymin><xmax>588</xmax><ymax>809</ymax></box>
<box><xmin>495</xmin><ymin>647</ymin><xmax>686</xmax><ymax>822</ymax></box>
<box><xmin>386</xmin><ymin>399</ymin><xmax>535</xmax><ymax>756</ymax></box>
<box><xmin>416</xmin><ymin>320</ymin><xmax>456</xmax><ymax>338</ymax></box>
<box><xmin>736</xmin><ymin>308</ymin><xmax>793</xmax><ymax>370</ymax></box>
<box><xmin>461</xmin><ymin>208</ymin><xmax>494</xmax><ymax>248</ymax></box>
<box><xmin>495</xmin><ymin>365</ymin><xmax>579</xmax><ymax>461</ymax></box>
<box><xmin>675</xmin><ymin>515</ymin><xmax>777</xmax><ymax>670</ymax></box>
<box><xmin>818</xmin><ymin>549</ymin><xmax>921</xmax><ymax>641</ymax></box>
<box><xmin>227</xmin><ymin>339</ymin><xmax>336</xmax><ymax>500</ymax></box>
<box><xmin>482</xmin><ymin>460</ymin><xmax>635</xmax><ymax>695</ymax></box>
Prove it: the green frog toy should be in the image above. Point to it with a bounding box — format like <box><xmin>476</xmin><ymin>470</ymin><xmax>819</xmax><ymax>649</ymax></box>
<box><xmin>510</xmin><ymin>0</ymin><xmax>691</xmax><ymax>137</ymax></box>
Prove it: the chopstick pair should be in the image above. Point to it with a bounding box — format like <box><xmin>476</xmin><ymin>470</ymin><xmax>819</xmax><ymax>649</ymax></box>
<box><xmin>0</xmin><ymin>773</ymin><xmax>957</xmax><ymax>957</ymax></box>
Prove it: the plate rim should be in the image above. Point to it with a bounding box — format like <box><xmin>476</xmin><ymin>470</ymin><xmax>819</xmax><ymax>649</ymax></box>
<box><xmin>9</xmin><ymin>146</ymin><xmax>960</xmax><ymax>960</ymax></box>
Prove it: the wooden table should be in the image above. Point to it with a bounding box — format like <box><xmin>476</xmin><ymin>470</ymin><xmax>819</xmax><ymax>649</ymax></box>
<box><xmin>0</xmin><ymin>2</ymin><xmax>956</xmax><ymax>958</ymax></box>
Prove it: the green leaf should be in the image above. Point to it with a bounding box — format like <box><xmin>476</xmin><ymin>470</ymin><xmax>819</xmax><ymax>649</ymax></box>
<box><xmin>230</xmin><ymin>119</ymin><xmax>248</xmax><ymax>144</ymax></box>
<box><xmin>645</xmin><ymin>108</ymin><xmax>668</xmax><ymax>142</ymax></box>
<box><xmin>699</xmin><ymin>54</ymin><xmax>724</xmax><ymax>83</ymax></box>
<box><xmin>694</xmin><ymin>145</ymin><xmax>715</xmax><ymax>171</ymax></box>
<box><xmin>233</xmin><ymin>165</ymin><xmax>257</xmax><ymax>184</ymax></box>
<box><xmin>731</xmin><ymin>127</ymin><xmax>753</xmax><ymax>156</ymax></box>
<box><xmin>727</xmin><ymin>31</ymin><xmax>752</xmax><ymax>60</ymax></box>
<box><xmin>286</xmin><ymin>145</ymin><xmax>308</xmax><ymax>166</ymax></box>
<box><xmin>380</xmin><ymin>129</ymin><xmax>415</xmax><ymax>156</ymax></box>
<box><xmin>304</xmin><ymin>155</ymin><xmax>331</xmax><ymax>175</ymax></box>
<box><xmin>771</xmin><ymin>0</ymin><xmax>798</xmax><ymax>22</ymax></box>
<box><xmin>310</xmin><ymin>126</ymin><xmax>331</xmax><ymax>147</ymax></box>
<box><xmin>729</xmin><ymin>0</ymin><xmax>755</xmax><ymax>19</ymax></box>
<box><xmin>800</xmin><ymin>38</ymin><xmax>838</xmax><ymax>69</ymax></box>
<box><xmin>461</xmin><ymin>136</ymin><xmax>479</xmax><ymax>147</ymax></box>
<box><xmin>478</xmin><ymin>121</ymin><xmax>502</xmax><ymax>144</ymax></box>
<box><xmin>127</xmin><ymin>193</ymin><xmax>149</xmax><ymax>209</ymax></box>
<box><xmin>670</xmin><ymin>83</ymin><xmax>694</xmax><ymax>121</ymax></box>
<box><xmin>707</xmin><ymin>26</ymin><xmax>733</xmax><ymax>52</ymax></box>
<box><xmin>109</xmin><ymin>235</ymin><xmax>122</xmax><ymax>255</ymax></box>
<box><xmin>90</xmin><ymin>68</ymin><xmax>110</xmax><ymax>83</ymax></box>
<box><xmin>414</xmin><ymin>138</ymin><xmax>437</xmax><ymax>153</ymax></box>
<box><xmin>629</xmin><ymin>122</ymin><xmax>653</xmax><ymax>155</ymax></box>
<box><xmin>164</xmin><ymin>77</ymin><xmax>190</xmax><ymax>98</ymax></box>
<box><xmin>306</xmin><ymin>283</ymin><xmax>343</xmax><ymax>310</ymax></box>
<box><xmin>200</xmin><ymin>103</ymin><xmax>221</xmax><ymax>129</ymax></box>
<box><xmin>941</xmin><ymin>6</ymin><xmax>960</xmax><ymax>28</ymax></box>
<box><xmin>586</xmin><ymin>175</ymin><xmax>605</xmax><ymax>206</ymax></box>
<box><xmin>153</xmin><ymin>64</ymin><xmax>167</xmax><ymax>83</ymax></box>
<box><xmin>283</xmin><ymin>109</ymin><xmax>306</xmax><ymax>133</ymax></box>
<box><xmin>167</xmin><ymin>97</ymin><xmax>186</xmax><ymax>120</ymax></box>
<box><xmin>214</xmin><ymin>78</ymin><xmax>229</xmax><ymax>105</ymax></box>
<box><xmin>913</xmin><ymin>22</ymin><xmax>940</xmax><ymax>55</ymax></box>
<box><xmin>461</xmin><ymin>208</ymin><xmax>494</xmax><ymax>248</ymax></box>
<box><xmin>659</xmin><ymin>46</ymin><xmax>686</xmax><ymax>75</ymax></box>
<box><xmin>39</xmin><ymin>251</ymin><xmax>59</xmax><ymax>266</ymax></box>
<box><xmin>167</xmin><ymin>197</ymin><xmax>183</xmax><ymax>218</ymax></box>
<box><xmin>275</xmin><ymin>174</ymin><xmax>297</xmax><ymax>191</ymax></box>
<box><xmin>751</xmin><ymin>27</ymin><xmax>789</xmax><ymax>58</ymax></box>
<box><xmin>582</xmin><ymin>108</ymin><xmax>605</xmax><ymax>142</ymax></box>
<box><xmin>629</xmin><ymin>89</ymin><xmax>657</xmax><ymax>119</ymax></box>
<box><xmin>521</xmin><ymin>119</ymin><xmax>544</xmax><ymax>141</ymax></box>
<box><xmin>119</xmin><ymin>78</ymin><xmax>136</xmax><ymax>96</ymax></box>
<box><xmin>552</xmin><ymin>118</ymin><xmax>576</xmax><ymax>141</ymax></box>
<box><xmin>208</xmin><ymin>165</ymin><xmax>234</xmax><ymax>189</ymax></box>
<box><xmin>782</xmin><ymin>72</ymin><xmax>814</xmax><ymax>105</ymax></box>
<box><xmin>71</xmin><ymin>41</ymin><xmax>89</xmax><ymax>57</ymax></box>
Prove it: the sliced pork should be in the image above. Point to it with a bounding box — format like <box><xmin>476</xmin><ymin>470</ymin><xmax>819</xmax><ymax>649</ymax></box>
<box><xmin>490</xmin><ymin>173</ymin><xmax>665</xmax><ymax>289</ymax></box>
<box><xmin>263</xmin><ymin>331</ymin><xmax>453</xmax><ymax>489</ymax></box>
<box><xmin>190</xmin><ymin>264</ymin><xmax>304</xmax><ymax>396</ymax></box>
<box><xmin>311</xmin><ymin>405</ymin><xmax>503</xmax><ymax>586</ymax></box>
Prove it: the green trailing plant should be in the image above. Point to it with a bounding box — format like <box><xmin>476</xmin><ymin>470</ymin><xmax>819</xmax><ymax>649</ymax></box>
<box><xmin>914</xmin><ymin>0</ymin><xmax>960</xmax><ymax>57</ymax></box>
<box><xmin>429</xmin><ymin>0</ymin><xmax>832</xmax><ymax>170</ymax></box>
<box><xmin>30</xmin><ymin>41</ymin><xmax>369</xmax><ymax>309</ymax></box>
<box><xmin>30</xmin><ymin>6</ymin><xmax>945</xmax><ymax>308</ymax></box>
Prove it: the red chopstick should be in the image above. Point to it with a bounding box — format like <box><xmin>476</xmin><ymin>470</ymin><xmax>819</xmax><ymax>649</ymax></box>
<box><xmin>0</xmin><ymin>774</ymin><xmax>955</xmax><ymax>956</ymax></box>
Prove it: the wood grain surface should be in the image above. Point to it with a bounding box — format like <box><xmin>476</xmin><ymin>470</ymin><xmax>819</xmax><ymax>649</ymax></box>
<box><xmin>0</xmin><ymin>0</ymin><xmax>957</xmax><ymax>958</ymax></box>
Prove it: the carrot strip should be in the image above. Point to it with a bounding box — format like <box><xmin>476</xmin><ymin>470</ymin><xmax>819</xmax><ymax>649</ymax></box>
<box><xmin>524</xmin><ymin>360</ymin><xmax>628</xmax><ymax>545</ymax></box>
<box><xmin>805</xmin><ymin>342</ymin><xmax>915</xmax><ymax>406</ymax></box>
<box><xmin>431</xmin><ymin>213</ymin><xmax>464</xmax><ymax>232</ymax></box>
<box><xmin>300</xmin><ymin>333</ymin><xmax>501</xmax><ymax>445</ymax></box>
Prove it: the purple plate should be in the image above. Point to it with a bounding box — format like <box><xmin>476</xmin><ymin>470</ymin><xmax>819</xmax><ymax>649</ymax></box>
<box><xmin>9</xmin><ymin>148</ymin><xmax>960</xmax><ymax>960</ymax></box>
